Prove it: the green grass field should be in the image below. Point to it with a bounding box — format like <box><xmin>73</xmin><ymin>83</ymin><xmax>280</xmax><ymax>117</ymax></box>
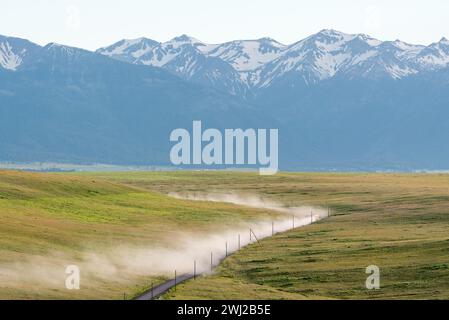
<box><xmin>1</xmin><ymin>171</ymin><xmax>449</xmax><ymax>299</ymax></box>
<box><xmin>148</xmin><ymin>172</ymin><xmax>449</xmax><ymax>300</ymax></box>
<box><xmin>0</xmin><ymin>170</ymin><xmax>280</xmax><ymax>299</ymax></box>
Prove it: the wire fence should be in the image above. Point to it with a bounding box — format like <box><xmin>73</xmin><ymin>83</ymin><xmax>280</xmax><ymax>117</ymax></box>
<box><xmin>132</xmin><ymin>207</ymin><xmax>332</xmax><ymax>300</ymax></box>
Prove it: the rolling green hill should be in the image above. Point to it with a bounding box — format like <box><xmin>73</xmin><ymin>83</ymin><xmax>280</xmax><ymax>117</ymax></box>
<box><xmin>85</xmin><ymin>171</ymin><xmax>449</xmax><ymax>300</ymax></box>
<box><xmin>0</xmin><ymin>170</ymin><xmax>278</xmax><ymax>299</ymax></box>
<box><xmin>2</xmin><ymin>171</ymin><xmax>449</xmax><ymax>299</ymax></box>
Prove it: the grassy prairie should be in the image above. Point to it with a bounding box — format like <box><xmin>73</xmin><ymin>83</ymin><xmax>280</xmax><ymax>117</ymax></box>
<box><xmin>82</xmin><ymin>171</ymin><xmax>449</xmax><ymax>300</ymax></box>
<box><xmin>2</xmin><ymin>171</ymin><xmax>449</xmax><ymax>299</ymax></box>
<box><xmin>0</xmin><ymin>170</ymin><xmax>280</xmax><ymax>299</ymax></box>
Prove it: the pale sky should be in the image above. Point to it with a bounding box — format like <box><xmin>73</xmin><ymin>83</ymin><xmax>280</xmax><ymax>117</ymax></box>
<box><xmin>1</xmin><ymin>0</ymin><xmax>449</xmax><ymax>50</ymax></box>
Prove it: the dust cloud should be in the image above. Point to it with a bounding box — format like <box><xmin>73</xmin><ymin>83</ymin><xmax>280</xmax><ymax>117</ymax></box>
<box><xmin>0</xmin><ymin>193</ymin><xmax>328</xmax><ymax>295</ymax></box>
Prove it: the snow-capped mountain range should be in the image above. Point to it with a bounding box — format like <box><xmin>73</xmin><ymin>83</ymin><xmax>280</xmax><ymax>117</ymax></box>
<box><xmin>2</xmin><ymin>30</ymin><xmax>449</xmax><ymax>170</ymax></box>
<box><xmin>96</xmin><ymin>29</ymin><xmax>449</xmax><ymax>95</ymax></box>
<box><xmin>2</xmin><ymin>30</ymin><xmax>449</xmax><ymax>97</ymax></box>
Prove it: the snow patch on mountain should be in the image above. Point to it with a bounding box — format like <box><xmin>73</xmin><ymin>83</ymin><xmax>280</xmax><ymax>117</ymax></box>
<box><xmin>103</xmin><ymin>38</ymin><xmax>143</xmax><ymax>56</ymax></box>
<box><xmin>350</xmin><ymin>50</ymin><xmax>378</xmax><ymax>65</ymax></box>
<box><xmin>415</xmin><ymin>38</ymin><xmax>449</xmax><ymax>69</ymax></box>
<box><xmin>204</xmin><ymin>38</ymin><xmax>287</xmax><ymax>71</ymax></box>
<box><xmin>0</xmin><ymin>41</ymin><xmax>24</xmax><ymax>70</ymax></box>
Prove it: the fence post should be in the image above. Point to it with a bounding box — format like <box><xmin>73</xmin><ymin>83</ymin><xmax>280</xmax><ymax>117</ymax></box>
<box><xmin>225</xmin><ymin>242</ymin><xmax>228</xmax><ymax>257</ymax></box>
<box><xmin>238</xmin><ymin>234</ymin><xmax>240</xmax><ymax>250</ymax></box>
<box><xmin>174</xmin><ymin>270</ymin><xmax>177</xmax><ymax>291</ymax></box>
<box><xmin>194</xmin><ymin>260</ymin><xmax>196</xmax><ymax>280</ymax></box>
<box><xmin>272</xmin><ymin>221</ymin><xmax>274</xmax><ymax>236</ymax></box>
<box><xmin>210</xmin><ymin>252</ymin><xmax>213</xmax><ymax>272</ymax></box>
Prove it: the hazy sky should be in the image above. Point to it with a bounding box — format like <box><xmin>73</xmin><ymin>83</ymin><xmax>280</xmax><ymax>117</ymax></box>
<box><xmin>1</xmin><ymin>0</ymin><xmax>449</xmax><ymax>50</ymax></box>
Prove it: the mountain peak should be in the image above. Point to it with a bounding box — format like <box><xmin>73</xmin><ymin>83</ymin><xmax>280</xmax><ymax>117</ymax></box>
<box><xmin>315</xmin><ymin>29</ymin><xmax>352</xmax><ymax>40</ymax></box>
<box><xmin>439</xmin><ymin>37</ymin><xmax>449</xmax><ymax>44</ymax></box>
<box><xmin>256</xmin><ymin>37</ymin><xmax>286</xmax><ymax>48</ymax></box>
<box><xmin>170</xmin><ymin>34</ymin><xmax>202</xmax><ymax>44</ymax></box>
<box><xmin>45</xmin><ymin>42</ymin><xmax>81</xmax><ymax>50</ymax></box>
<box><xmin>126</xmin><ymin>37</ymin><xmax>159</xmax><ymax>45</ymax></box>
<box><xmin>44</xmin><ymin>42</ymin><xmax>62</xmax><ymax>48</ymax></box>
<box><xmin>96</xmin><ymin>37</ymin><xmax>159</xmax><ymax>61</ymax></box>
<box><xmin>354</xmin><ymin>33</ymin><xmax>382</xmax><ymax>46</ymax></box>
<box><xmin>317</xmin><ymin>29</ymin><xmax>343</xmax><ymax>35</ymax></box>
<box><xmin>43</xmin><ymin>43</ymin><xmax>91</xmax><ymax>57</ymax></box>
<box><xmin>308</xmin><ymin>29</ymin><xmax>356</xmax><ymax>45</ymax></box>
<box><xmin>258</xmin><ymin>37</ymin><xmax>278</xmax><ymax>42</ymax></box>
